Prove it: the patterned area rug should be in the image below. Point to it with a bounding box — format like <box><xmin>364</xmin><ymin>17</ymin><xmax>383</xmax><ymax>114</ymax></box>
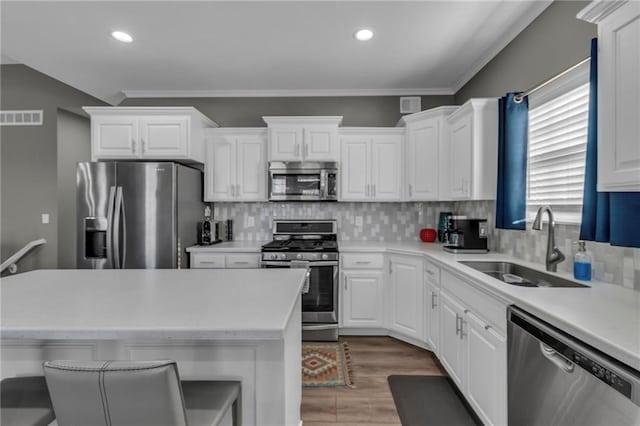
<box><xmin>302</xmin><ymin>342</ymin><xmax>354</xmax><ymax>388</ymax></box>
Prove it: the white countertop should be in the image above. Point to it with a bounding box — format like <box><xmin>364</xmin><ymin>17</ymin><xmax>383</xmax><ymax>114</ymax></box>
<box><xmin>1</xmin><ymin>269</ymin><xmax>306</xmax><ymax>341</ymax></box>
<box><xmin>186</xmin><ymin>241</ymin><xmax>268</xmax><ymax>253</ymax></box>
<box><xmin>341</xmin><ymin>241</ymin><xmax>640</xmax><ymax>371</ymax></box>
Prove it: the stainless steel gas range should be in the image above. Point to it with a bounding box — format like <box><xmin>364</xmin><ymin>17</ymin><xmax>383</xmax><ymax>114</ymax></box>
<box><xmin>261</xmin><ymin>220</ymin><xmax>339</xmax><ymax>341</ymax></box>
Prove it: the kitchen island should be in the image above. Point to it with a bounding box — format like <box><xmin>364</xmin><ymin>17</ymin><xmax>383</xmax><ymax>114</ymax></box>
<box><xmin>1</xmin><ymin>268</ymin><xmax>306</xmax><ymax>426</ymax></box>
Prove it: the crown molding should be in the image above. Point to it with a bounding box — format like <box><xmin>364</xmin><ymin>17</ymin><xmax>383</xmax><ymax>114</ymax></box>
<box><xmin>577</xmin><ymin>0</ymin><xmax>628</xmax><ymax>23</ymax></box>
<box><xmin>451</xmin><ymin>0</ymin><xmax>552</xmax><ymax>93</ymax></box>
<box><xmin>121</xmin><ymin>87</ymin><xmax>455</xmax><ymax>99</ymax></box>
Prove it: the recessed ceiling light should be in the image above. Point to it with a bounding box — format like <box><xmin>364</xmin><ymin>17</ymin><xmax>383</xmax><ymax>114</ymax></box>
<box><xmin>354</xmin><ymin>28</ymin><xmax>374</xmax><ymax>42</ymax></box>
<box><xmin>111</xmin><ymin>31</ymin><xmax>133</xmax><ymax>43</ymax></box>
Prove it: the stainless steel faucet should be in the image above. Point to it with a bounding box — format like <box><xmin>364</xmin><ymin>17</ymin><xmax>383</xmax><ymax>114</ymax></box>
<box><xmin>532</xmin><ymin>206</ymin><xmax>565</xmax><ymax>272</ymax></box>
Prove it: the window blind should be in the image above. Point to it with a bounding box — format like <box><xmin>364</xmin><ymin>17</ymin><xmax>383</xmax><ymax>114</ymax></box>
<box><xmin>527</xmin><ymin>83</ymin><xmax>590</xmax><ymax>222</ymax></box>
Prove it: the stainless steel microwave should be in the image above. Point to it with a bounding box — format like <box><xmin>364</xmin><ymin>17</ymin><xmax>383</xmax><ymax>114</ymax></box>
<box><xmin>268</xmin><ymin>162</ymin><xmax>338</xmax><ymax>201</ymax></box>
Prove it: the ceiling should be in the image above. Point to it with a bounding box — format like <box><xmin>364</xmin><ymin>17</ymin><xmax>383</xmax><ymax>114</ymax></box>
<box><xmin>1</xmin><ymin>1</ymin><xmax>551</xmax><ymax>104</ymax></box>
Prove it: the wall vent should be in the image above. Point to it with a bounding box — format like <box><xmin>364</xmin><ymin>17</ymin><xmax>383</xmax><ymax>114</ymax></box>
<box><xmin>400</xmin><ymin>97</ymin><xmax>421</xmax><ymax>114</ymax></box>
<box><xmin>0</xmin><ymin>110</ymin><xmax>43</xmax><ymax>126</ymax></box>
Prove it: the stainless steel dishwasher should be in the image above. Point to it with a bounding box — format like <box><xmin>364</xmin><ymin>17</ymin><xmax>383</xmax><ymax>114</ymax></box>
<box><xmin>508</xmin><ymin>306</ymin><xmax>640</xmax><ymax>425</ymax></box>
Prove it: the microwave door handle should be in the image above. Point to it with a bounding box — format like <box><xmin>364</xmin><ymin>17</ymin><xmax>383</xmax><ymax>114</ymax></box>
<box><xmin>106</xmin><ymin>186</ymin><xmax>116</xmax><ymax>269</ymax></box>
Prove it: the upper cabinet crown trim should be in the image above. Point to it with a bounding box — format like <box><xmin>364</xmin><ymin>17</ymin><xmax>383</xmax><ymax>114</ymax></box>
<box><xmin>262</xmin><ymin>116</ymin><xmax>343</xmax><ymax>126</ymax></box>
<box><xmin>577</xmin><ymin>0</ymin><xmax>628</xmax><ymax>23</ymax></box>
<box><xmin>397</xmin><ymin>106</ymin><xmax>459</xmax><ymax>126</ymax></box>
<box><xmin>339</xmin><ymin>127</ymin><xmax>405</xmax><ymax>135</ymax></box>
<box><xmin>446</xmin><ymin>98</ymin><xmax>498</xmax><ymax>123</ymax></box>
<box><xmin>83</xmin><ymin>106</ymin><xmax>218</xmax><ymax>127</ymax></box>
<box><xmin>206</xmin><ymin>128</ymin><xmax>267</xmax><ymax>136</ymax></box>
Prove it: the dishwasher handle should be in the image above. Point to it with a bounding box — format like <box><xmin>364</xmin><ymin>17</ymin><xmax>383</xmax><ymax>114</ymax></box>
<box><xmin>540</xmin><ymin>342</ymin><xmax>575</xmax><ymax>373</ymax></box>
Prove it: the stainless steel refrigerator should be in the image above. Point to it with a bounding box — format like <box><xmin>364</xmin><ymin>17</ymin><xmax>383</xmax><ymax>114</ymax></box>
<box><xmin>77</xmin><ymin>162</ymin><xmax>203</xmax><ymax>269</ymax></box>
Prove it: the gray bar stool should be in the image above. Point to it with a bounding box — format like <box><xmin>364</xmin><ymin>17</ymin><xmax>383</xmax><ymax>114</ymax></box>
<box><xmin>1</xmin><ymin>376</ymin><xmax>55</xmax><ymax>426</ymax></box>
<box><xmin>43</xmin><ymin>360</ymin><xmax>241</xmax><ymax>426</ymax></box>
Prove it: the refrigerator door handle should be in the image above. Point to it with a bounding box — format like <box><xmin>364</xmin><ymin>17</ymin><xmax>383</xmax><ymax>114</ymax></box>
<box><xmin>106</xmin><ymin>186</ymin><xmax>116</xmax><ymax>269</ymax></box>
<box><xmin>113</xmin><ymin>186</ymin><xmax>125</xmax><ymax>269</ymax></box>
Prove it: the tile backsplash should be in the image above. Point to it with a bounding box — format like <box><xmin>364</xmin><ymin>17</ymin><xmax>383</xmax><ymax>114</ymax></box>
<box><xmin>214</xmin><ymin>200</ymin><xmax>639</xmax><ymax>289</ymax></box>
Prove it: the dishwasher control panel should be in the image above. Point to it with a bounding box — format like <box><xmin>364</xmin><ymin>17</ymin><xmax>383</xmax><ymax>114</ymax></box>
<box><xmin>572</xmin><ymin>352</ymin><xmax>632</xmax><ymax>398</ymax></box>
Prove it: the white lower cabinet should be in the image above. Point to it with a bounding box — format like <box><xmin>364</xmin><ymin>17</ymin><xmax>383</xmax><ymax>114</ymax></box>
<box><xmin>439</xmin><ymin>270</ymin><xmax>508</xmax><ymax>426</ymax></box>
<box><xmin>465</xmin><ymin>311</ymin><xmax>507</xmax><ymax>426</ymax></box>
<box><xmin>388</xmin><ymin>255</ymin><xmax>424</xmax><ymax>341</ymax></box>
<box><xmin>438</xmin><ymin>290</ymin><xmax>466</xmax><ymax>388</ymax></box>
<box><xmin>341</xmin><ymin>270</ymin><xmax>384</xmax><ymax>328</ymax></box>
<box><xmin>189</xmin><ymin>252</ymin><xmax>261</xmax><ymax>269</ymax></box>
<box><xmin>424</xmin><ymin>279</ymin><xmax>440</xmax><ymax>355</ymax></box>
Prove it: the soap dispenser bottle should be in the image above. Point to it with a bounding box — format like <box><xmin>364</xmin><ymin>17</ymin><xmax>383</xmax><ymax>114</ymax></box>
<box><xmin>573</xmin><ymin>241</ymin><xmax>592</xmax><ymax>281</ymax></box>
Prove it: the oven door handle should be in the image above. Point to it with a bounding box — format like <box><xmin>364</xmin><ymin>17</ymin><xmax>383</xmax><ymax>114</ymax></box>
<box><xmin>302</xmin><ymin>268</ymin><xmax>311</xmax><ymax>294</ymax></box>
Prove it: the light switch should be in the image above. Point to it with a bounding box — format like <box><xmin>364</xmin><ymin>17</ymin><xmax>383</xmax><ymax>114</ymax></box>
<box><xmin>355</xmin><ymin>216</ymin><xmax>363</xmax><ymax>227</ymax></box>
<box><xmin>41</xmin><ymin>213</ymin><xmax>49</xmax><ymax>224</ymax></box>
<box><xmin>247</xmin><ymin>216</ymin><xmax>255</xmax><ymax>227</ymax></box>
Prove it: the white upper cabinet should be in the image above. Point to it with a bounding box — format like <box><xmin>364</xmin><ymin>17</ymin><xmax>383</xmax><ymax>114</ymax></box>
<box><xmin>263</xmin><ymin>116</ymin><xmax>342</xmax><ymax>161</ymax></box>
<box><xmin>445</xmin><ymin>99</ymin><xmax>499</xmax><ymax>200</ymax></box>
<box><xmin>84</xmin><ymin>107</ymin><xmax>217</xmax><ymax>164</ymax></box>
<box><xmin>579</xmin><ymin>1</ymin><xmax>640</xmax><ymax>191</ymax></box>
<box><xmin>339</xmin><ymin>128</ymin><xmax>403</xmax><ymax>202</ymax></box>
<box><xmin>398</xmin><ymin>107</ymin><xmax>458</xmax><ymax>201</ymax></box>
<box><xmin>205</xmin><ymin>128</ymin><xmax>268</xmax><ymax>202</ymax></box>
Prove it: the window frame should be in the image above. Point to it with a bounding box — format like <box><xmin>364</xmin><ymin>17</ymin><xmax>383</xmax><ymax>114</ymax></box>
<box><xmin>526</xmin><ymin>61</ymin><xmax>590</xmax><ymax>225</ymax></box>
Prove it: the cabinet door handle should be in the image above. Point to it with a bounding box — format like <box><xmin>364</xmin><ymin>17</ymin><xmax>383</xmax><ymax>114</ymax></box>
<box><xmin>132</xmin><ymin>139</ymin><xmax>137</xmax><ymax>154</ymax></box>
<box><xmin>295</xmin><ymin>143</ymin><xmax>300</xmax><ymax>157</ymax></box>
<box><xmin>455</xmin><ymin>313</ymin><xmax>461</xmax><ymax>335</ymax></box>
<box><xmin>389</xmin><ymin>261</ymin><xmax>393</xmax><ymax>274</ymax></box>
<box><xmin>373</xmin><ymin>184</ymin><xmax>376</xmax><ymax>198</ymax></box>
<box><xmin>431</xmin><ymin>292</ymin><xmax>437</xmax><ymax>308</ymax></box>
<box><xmin>460</xmin><ymin>319</ymin><xmax>467</xmax><ymax>339</ymax></box>
<box><xmin>464</xmin><ymin>309</ymin><xmax>469</xmax><ymax>314</ymax></box>
<box><xmin>409</xmin><ymin>184</ymin><xmax>413</xmax><ymax>197</ymax></box>
<box><xmin>484</xmin><ymin>324</ymin><xmax>492</xmax><ymax>331</ymax></box>
<box><xmin>235</xmin><ymin>184</ymin><xmax>240</xmax><ymax>197</ymax></box>
<box><xmin>303</xmin><ymin>142</ymin><xmax>308</xmax><ymax>158</ymax></box>
<box><xmin>426</xmin><ymin>269</ymin><xmax>435</xmax><ymax>276</ymax></box>
<box><xmin>344</xmin><ymin>275</ymin><xmax>347</xmax><ymax>291</ymax></box>
<box><xmin>141</xmin><ymin>139</ymin><xmax>145</xmax><ymax>153</ymax></box>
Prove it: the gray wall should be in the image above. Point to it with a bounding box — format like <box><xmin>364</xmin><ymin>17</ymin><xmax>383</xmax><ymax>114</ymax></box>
<box><xmin>455</xmin><ymin>1</ymin><xmax>596</xmax><ymax>103</ymax></box>
<box><xmin>120</xmin><ymin>95</ymin><xmax>455</xmax><ymax>127</ymax></box>
<box><xmin>56</xmin><ymin>110</ymin><xmax>91</xmax><ymax>268</ymax></box>
<box><xmin>1</xmin><ymin>64</ymin><xmax>106</xmax><ymax>272</ymax></box>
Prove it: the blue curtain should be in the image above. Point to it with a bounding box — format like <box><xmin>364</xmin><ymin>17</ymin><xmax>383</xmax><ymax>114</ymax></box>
<box><xmin>496</xmin><ymin>93</ymin><xmax>528</xmax><ymax>230</ymax></box>
<box><xmin>579</xmin><ymin>38</ymin><xmax>640</xmax><ymax>248</ymax></box>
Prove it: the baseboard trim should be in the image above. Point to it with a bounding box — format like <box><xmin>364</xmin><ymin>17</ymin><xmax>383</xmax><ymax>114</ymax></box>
<box><xmin>339</xmin><ymin>327</ymin><xmax>434</xmax><ymax>352</ymax></box>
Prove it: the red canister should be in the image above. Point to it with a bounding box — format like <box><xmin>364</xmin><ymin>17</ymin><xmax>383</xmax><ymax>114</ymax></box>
<box><xmin>420</xmin><ymin>228</ymin><xmax>437</xmax><ymax>243</ymax></box>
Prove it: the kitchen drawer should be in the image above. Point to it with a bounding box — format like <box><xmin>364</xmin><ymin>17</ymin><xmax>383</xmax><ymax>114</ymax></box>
<box><xmin>341</xmin><ymin>253</ymin><xmax>385</xmax><ymax>269</ymax></box>
<box><xmin>441</xmin><ymin>269</ymin><xmax>507</xmax><ymax>334</ymax></box>
<box><xmin>225</xmin><ymin>253</ymin><xmax>261</xmax><ymax>269</ymax></box>
<box><xmin>424</xmin><ymin>259</ymin><xmax>440</xmax><ymax>285</ymax></box>
<box><xmin>191</xmin><ymin>253</ymin><xmax>226</xmax><ymax>269</ymax></box>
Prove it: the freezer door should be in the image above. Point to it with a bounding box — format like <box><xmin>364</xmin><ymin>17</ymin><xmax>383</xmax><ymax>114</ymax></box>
<box><xmin>76</xmin><ymin>162</ymin><xmax>116</xmax><ymax>269</ymax></box>
<box><xmin>115</xmin><ymin>162</ymin><xmax>177</xmax><ymax>268</ymax></box>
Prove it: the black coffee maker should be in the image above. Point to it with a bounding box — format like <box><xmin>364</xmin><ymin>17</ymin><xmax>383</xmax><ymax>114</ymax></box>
<box><xmin>443</xmin><ymin>217</ymin><xmax>489</xmax><ymax>253</ymax></box>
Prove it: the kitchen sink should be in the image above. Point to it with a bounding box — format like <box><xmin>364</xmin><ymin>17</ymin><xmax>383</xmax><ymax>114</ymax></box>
<box><xmin>458</xmin><ymin>261</ymin><xmax>589</xmax><ymax>288</ymax></box>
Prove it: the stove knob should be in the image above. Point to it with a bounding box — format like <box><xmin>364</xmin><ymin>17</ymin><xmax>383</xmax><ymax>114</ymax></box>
<box><xmin>322</xmin><ymin>254</ymin><xmax>328</xmax><ymax>260</ymax></box>
<box><xmin>270</xmin><ymin>253</ymin><xmax>277</xmax><ymax>260</ymax></box>
<box><xmin>296</xmin><ymin>254</ymin><xmax>303</xmax><ymax>260</ymax></box>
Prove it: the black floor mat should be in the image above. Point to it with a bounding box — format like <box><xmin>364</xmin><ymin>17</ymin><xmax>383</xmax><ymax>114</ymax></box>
<box><xmin>388</xmin><ymin>375</ymin><xmax>481</xmax><ymax>426</ymax></box>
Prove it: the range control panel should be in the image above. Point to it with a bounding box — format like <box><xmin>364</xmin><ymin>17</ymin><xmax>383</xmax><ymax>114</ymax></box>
<box><xmin>572</xmin><ymin>352</ymin><xmax>632</xmax><ymax>398</ymax></box>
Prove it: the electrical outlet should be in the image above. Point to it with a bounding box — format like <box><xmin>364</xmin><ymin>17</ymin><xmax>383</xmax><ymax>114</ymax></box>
<box><xmin>355</xmin><ymin>216</ymin><xmax>363</xmax><ymax>227</ymax></box>
<box><xmin>41</xmin><ymin>213</ymin><xmax>49</xmax><ymax>224</ymax></box>
<box><xmin>247</xmin><ymin>216</ymin><xmax>255</xmax><ymax>227</ymax></box>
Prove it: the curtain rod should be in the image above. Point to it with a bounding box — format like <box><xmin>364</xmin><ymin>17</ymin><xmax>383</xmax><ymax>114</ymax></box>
<box><xmin>514</xmin><ymin>57</ymin><xmax>590</xmax><ymax>103</ymax></box>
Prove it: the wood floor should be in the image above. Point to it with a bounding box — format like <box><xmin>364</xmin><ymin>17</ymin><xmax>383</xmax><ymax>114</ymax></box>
<box><xmin>301</xmin><ymin>336</ymin><xmax>447</xmax><ymax>425</ymax></box>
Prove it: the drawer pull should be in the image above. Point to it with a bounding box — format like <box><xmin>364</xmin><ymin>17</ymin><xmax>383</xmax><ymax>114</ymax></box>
<box><xmin>426</xmin><ymin>269</ymin><xmax>436</xmax><ymax>276</ymax></box>
<box><xmin>198</xmin><ymin>261</ymin><xmax>217</xmax><ymax>264</ymax></box>
<box><xmin>233</xmin><ymin>261</ymin><xmax>249</xmax><ymax>265</ymax></box>
<box><xmin>484</xmin><ymin>324</ymin><xmax>491</xmax><ymax>331</ymax></box>
<box><xmin>464</xmin><ymin>309</ymin><xmax>469</xmax><ymax>314</ymax></box>
<box><xmin>355</xmin><ymin>261</ymin><xmax>371</xmax><ymax>265</ymax></box>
